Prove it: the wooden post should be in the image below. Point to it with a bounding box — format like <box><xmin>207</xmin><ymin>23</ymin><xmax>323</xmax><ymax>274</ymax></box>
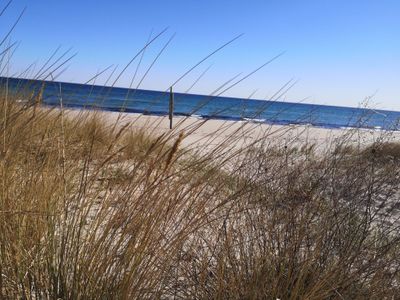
<box><xmin>169</xmin><ymin>86</ymin><xmax>174</xmax><ymax>129</ymax></box>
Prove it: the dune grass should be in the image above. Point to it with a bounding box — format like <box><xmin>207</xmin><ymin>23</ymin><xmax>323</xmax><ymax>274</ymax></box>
<box><xmin>0</xmin><ymin>1</ymin><xmax>399</xmax><ymax>296</ymax></box>
<box><xmin>0</xmin><ymin>86</ymin><xmax>399</xmax><ymax>299</ymax></box>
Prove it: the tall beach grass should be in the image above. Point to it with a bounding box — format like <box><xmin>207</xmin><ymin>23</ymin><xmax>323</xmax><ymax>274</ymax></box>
<box><xmin>0</xmin><ymin>83</ymin><xmax>400</xmax><ymax>299</ymax></box>
<box><xmin>1</xmin><ymin>2</ymin><xmax>400</xmax><ymax>298</ymax></box>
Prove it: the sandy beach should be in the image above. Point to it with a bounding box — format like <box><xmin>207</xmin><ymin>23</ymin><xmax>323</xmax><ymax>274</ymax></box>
<box><xmin>64</xmin><ymin>108</ymin><xmax>400</xmax><ymax>153</ymax></box>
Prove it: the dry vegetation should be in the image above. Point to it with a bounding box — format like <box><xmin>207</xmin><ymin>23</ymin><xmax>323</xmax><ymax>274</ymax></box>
<box><xmin>1</xmin><ymin>2</ymin><xmax>400</xmax><ymax>297</ymax></box>
<box><xmin>0</xmin><ymin>87</ymin><xmax>399</xmax><ymax>299</ymax></box>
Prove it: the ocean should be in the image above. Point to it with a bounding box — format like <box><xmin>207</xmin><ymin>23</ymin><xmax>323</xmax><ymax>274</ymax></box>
<box><xmin>2</xmin><ymin>76</ymin><xmax>400</xmax><ymax>131</ymax></box>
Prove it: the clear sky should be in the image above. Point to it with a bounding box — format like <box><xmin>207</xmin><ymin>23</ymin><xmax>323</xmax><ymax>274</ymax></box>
<box><xmin>1</xmin><ymin>0</ymin><xmax>399</xmax><ymax>110</ymax></box>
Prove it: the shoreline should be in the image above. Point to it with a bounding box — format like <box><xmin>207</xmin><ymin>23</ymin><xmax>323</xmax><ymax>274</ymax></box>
<box><xmin>46</xmin><ymin>103</ymin><xmax>400</xmax><ymax>132</ymax></box>
<box><xmin>61</xmin><ymin>107</ymin><xmax>400</xmax><ymax>152</ymax></box>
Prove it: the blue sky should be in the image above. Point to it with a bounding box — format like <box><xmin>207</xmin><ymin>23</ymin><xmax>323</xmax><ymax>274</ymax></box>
<box><xmin>1</xmin><ymin>0</ymin><xmax>399</xmax><ymax>110</ymax></box>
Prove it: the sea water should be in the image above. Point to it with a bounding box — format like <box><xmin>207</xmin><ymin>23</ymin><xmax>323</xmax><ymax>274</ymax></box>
<box><xmin>2</xmin><ymin>77</ymin><xmax>400</xmax><ymax>131</ymax></box>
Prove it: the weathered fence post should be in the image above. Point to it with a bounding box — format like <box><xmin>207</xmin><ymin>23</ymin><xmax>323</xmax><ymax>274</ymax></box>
<box><xmin>169</xmin><ymin>86</ymin><xmax>174</xmax><ymax>129</ymax></box>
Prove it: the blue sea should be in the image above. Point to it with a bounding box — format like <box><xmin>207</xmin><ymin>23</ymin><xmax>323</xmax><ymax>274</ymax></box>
<box><xmin>2</xmin><ymin>77</ymin><xmax>400</xmax><ymax>131</ymax></box>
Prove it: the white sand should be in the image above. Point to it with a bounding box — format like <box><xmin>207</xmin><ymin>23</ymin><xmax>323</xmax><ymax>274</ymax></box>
<box><xmin>62</xmin><ymin>108</ymin><xmax>400</xmax><ymax>153</ymax></box>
